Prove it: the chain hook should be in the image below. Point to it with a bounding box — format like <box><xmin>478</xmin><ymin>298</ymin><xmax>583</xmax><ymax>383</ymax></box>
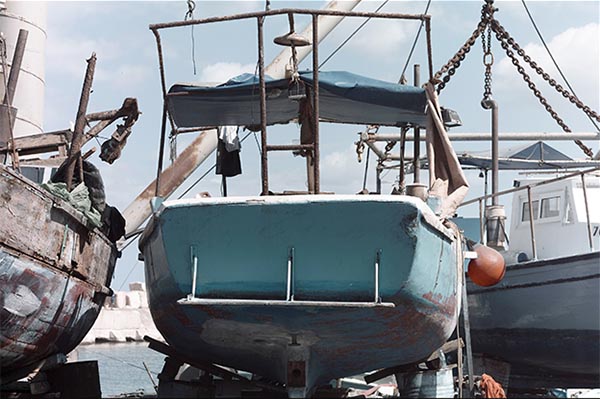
<box><xmin>185</xmin><ymin>0</ymin><xmax>195</xmax><ymax>20</ymax></box>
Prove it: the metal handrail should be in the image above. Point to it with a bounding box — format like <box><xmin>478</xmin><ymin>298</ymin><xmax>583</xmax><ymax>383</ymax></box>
<box><xmin>150</xmin><ymin>8</ymin><xmax>436</xmax><ymax>196</ymax></box>
<box><xmin>150</xmin><ymin>9</ymin><xmax>430</xmax><ymax>31</ymax></box>
<box><xmin>460</xmin><ymin>167</ymin><xmax>600</xmax><ymax>207</ymax></box>
<box><xmin>187</xmin><ymin>246</ymin><xmax>385</xmax><ymax>304</ymax></box>
<box><xmin>461</xmin><ymin>167</ymin><xmax>599</xmax><ymax>257</ymax></box>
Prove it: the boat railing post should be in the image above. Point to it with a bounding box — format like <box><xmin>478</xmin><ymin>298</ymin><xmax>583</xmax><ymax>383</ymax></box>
<box><xmin>312</xmin><ymin>14</ymin><xmax>320</xmax><ymax>194</ymax></box>
<box><xmin>374</xmin><ymin>249</ymin><xmax>382</xmax><ymax>303</ymax></box>
<box><xmin>581</xmin><ymin>173</ymin><xmax>594</xmax><ymax>251</ymax></box>
<box><xmin>257</xmin><ymin>16</ymin><xmax>269</xmax><ymax>195</ymax></box>
<box><xmin>189</xmin><ymin>246</ymin><xmax>198</xmax><ymax>300</ymax></box>
<box><xmin>286</xmin><ymin>247</ymin><xmax>295</xmax><ymax>301</ymax></box>
<box><xmin>413</xmin><ymin>64</ymin><xmax>421</xmax><ymax>184</ymax></box>
<box><xmin>526</xmin><ymin>186</ymin><xmax>538</xmax><ymax>260</ymax></box>
<box><xmin>478</xmin><ymin>198</ymin><xmax>484</xmax><ymax>244</ymax></box>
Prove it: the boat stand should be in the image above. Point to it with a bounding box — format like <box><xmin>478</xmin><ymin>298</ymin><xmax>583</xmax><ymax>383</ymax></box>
<box><xmin>144</xmin><ymin>336</ymin><xmax>287</xmax><ymax>398</ymax></box>
<box><xmin>362</xmin><ymin>270</ymin><xmax>478</xmax><ymax>398</ymax></box>
<box><xmin>0</xmin><ymin>354</ymin><xmax>101</xmax><ymax>399</ymax></box>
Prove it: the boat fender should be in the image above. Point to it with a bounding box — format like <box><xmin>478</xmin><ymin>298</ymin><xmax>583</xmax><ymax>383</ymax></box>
<box><xmin>468</xmin><ymin>244</ymin><xmax>506</xmax><ymax>287</ymax></box>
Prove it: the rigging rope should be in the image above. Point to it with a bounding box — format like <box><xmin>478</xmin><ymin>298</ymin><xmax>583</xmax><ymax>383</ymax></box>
<box><xmin>185</xmin><ymin>0</ymin><xmax>197</xmax><ymax>75</ymax></box>
<box><xmin>520</xmin><ymin>0</ymin><xmax>599</xmax><ymax>132</ymax></box>
<box><xmin>398</xmin><ymin>0</ymin><xmax>432</xmax><ymax>83</ymax></box>
<box><xmin>319</xmin><ymin>0</ymin><xmax>390</xmax><ymax>69</ymax></box>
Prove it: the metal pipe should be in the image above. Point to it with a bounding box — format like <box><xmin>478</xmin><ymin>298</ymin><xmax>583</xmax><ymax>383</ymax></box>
<box><xmin>460</xmin><ymin>270</ymin><xmax>475</xmax><ymax>396</ymax></box>
<box><xmin>398</xmin><ymin>127</ymin><xmax>407</xmax><ymax>192</ymax></box>
<box><xmin>151</xmin><ymin>29</ymin><xmax>169</xmax><ymax>102</ymax></box>
<box><xmin>312</xmin><ymin>14</ymin><xmax>320</xmax><ymax>194</ymax></box>
<box><xmin>65</xmin><ymin>53</ymin><xmax>96</xmax><ymax>191</ymax></box>
<box><xmin>581</xmin><ymin>174</ymin><xmax>594</xmax><ymax>251</ymax></box>
<box><xmin>460</xmin><ymin>167</ymin><xmax>600</xmax><ymax>207</ymax></box>
<box><xmin>376</xmin><ymin>163</ymin><xmax>382</xmax><ymax>194</ymax></box>
<box><xmin>479</xmin><ymin>198</ymin><xmax>484</xmax><ymax>243</ymax></box>
<box><xmin>367</xmin><ymin>132</ymin><xmax>600</xmax><ymax>142</ymax></box>
<box><xmin>155</xmin><ymin>102</ymin><xmax>168</xmax><ymax>196</ymax></box>
<box><xmin>2</xmin><ymin>29</ymin><xmax>27</xmax><ymax>106</ymax></box>
<box><xmin>149</xmin><ymin>8</ymin><xmax>429</xmax><ymax>31</ymax></box>
<box><xmin>190</xmin><ymin>251</ymin><xmax>198</xmax><ymax>299</ymax></box>
<box><xmin>424</xmin><ymin>18</ymin><xmax>433</xmax><ymax>81</ymax></box>
<box><xmin>258</xmin><ymin>16</ymin><xmax>269</xmax><ymax>195</ymax></box>
<box><xmin>374</xmin><ymin>249</ymin><xmax>381</xmax><ymax>303</ymax></box>
<box><xmin>413</xmin><ymin>64</ymin><xmax>421</xmax><ymax>183</ymax></box>
<box><xmin>481</xmin><ymin>99</ymin><xmax>499</xmax><ymax>205</ymax></box>
<box><xmin>266</xmin><ymin>144</ymin><xmax>313</xmax><ymax>151</ymax></box>
<box><xmin>286</xmin><ymin>247</ymin><xmax>295</xmax><ymax>301</ymax></box>
<box><xmin>526</xmin><ymin>186</ymin><xmax>538</xmax><ymax>260</ymax></box>
<box><xmin>364</xmin><ymin>140</ymin><xmax>387</xmax><ymax>160</ymax></box>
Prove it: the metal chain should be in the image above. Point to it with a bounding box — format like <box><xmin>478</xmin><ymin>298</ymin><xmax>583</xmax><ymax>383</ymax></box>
<box><xmin>185</xmin><ymin>0</ymin><xmax>195</xmax><ymax>19</ymax></box>
<box><xmin>492</xmin><ymin>20</ymin><xmax>600</xmax><ymax>124</ymax></box>
<box><xmin>434</xmin><ymin>23</ymin><xmax>485</xmax><ymax>93</ymax></box>
<box><xmin>481</xmin><ymin>23</ymin><xmax>494</xmax><ymax>102</ymax></box>
<box><xmin>434</xmin><ymin>1</ymin><xmax>494</xmax><ymax>93</ymax></box>
<box><xmin>492</xmin><ymin>22</ymin><xmax>594</xmax><ymax>158</ymax></box>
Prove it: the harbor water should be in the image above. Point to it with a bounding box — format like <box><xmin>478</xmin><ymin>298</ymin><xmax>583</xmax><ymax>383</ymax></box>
<box><xmin>71</xmin><ymin>343</ymin><xmax>164</xmax><ymax>397</ymax></box>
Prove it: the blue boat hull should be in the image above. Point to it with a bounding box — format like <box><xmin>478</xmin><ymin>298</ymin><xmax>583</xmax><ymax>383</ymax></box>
<box><xmin>141</xmin><ymin>195</ymin><xmax>462</xmax><ymax>392</ymax></box>
<box><xmin>468</xmin><ymin>251</ymin><xmax>600</xmax><ymax>386</ymax></box>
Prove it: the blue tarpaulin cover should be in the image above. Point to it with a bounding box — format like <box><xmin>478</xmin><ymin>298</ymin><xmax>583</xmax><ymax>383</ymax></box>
<box><xmin>167</xmin><ymin>71</ymin><xmax>427</xmax><ymax>128</ymax></box>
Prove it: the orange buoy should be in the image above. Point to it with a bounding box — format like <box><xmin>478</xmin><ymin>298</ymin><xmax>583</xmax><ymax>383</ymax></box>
<box><xmin>468</xmin><ymin>244</ymin><xmax>506</xmax><ymax>287</ymax></box>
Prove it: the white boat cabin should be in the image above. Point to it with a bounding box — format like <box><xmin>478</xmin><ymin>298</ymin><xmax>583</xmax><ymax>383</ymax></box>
<box><xmin>509</xmin><ymin>173</ymin><xmax>600</xmax><ymax>260</ymax></box>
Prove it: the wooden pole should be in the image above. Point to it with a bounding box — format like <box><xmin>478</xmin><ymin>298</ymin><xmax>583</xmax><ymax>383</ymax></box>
<box><xmin>65</xmin><ymin>53</ymin><xmax>96</xmax><ymax>191</ymax></box>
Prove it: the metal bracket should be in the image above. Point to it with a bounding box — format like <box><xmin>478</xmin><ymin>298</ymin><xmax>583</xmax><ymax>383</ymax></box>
<box><xmin>374</xmin><ymin>249</ymin><xmax>382</xmax><ymax>303</ymax></box>
<box><xmin>286</xmin><ymin>247</ymin><xmax>295</xmax><ymax>301</ymax></box>
<box><xmin>188</xmin><ymin>246</ymin><xmax>198</xmax><ymax>300</ymax></box>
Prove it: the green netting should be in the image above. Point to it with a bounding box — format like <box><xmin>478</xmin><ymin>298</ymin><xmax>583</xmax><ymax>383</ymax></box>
<box><xmin>41</xmin><ymin>182</ymin><xmax>102</xmax><ymax>228</ymax></box>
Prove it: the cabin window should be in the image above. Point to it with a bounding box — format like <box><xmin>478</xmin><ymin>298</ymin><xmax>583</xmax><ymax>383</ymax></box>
<box><xmin>521</xmin><ymin>200</ymin><xmax>539</xmax><ymax>222</ymax></box>
<box><xmin>541</xmin><ymin>196</ymin><xmax>560</xmax><ymax>219</ymax></box>
<box><xmin>20</xmin><ymin>166</ymin><xmax>45</xmax><ymax>184</ymax></box>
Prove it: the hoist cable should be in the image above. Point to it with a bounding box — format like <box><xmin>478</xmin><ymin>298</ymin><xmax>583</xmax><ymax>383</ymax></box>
<box><xmin>521</xmin><ymin>0</ymin><xmax>599</xmax><ymax>132</ymax></box>
<box><xmin>398</xmin><ymin>0</ymin><xmax>432</xmax><ymax>83</ymax></box>
<box><xmin>319</xmin><ymin>0</ymin><xmax>390</xmax><ymax>69</ymax></box>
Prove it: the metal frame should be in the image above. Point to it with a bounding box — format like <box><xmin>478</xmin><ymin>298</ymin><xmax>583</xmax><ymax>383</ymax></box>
<box><xmin>149</xmin><ymin>8</ymin><xmax>433</xmax><ymax>196</ymax></box>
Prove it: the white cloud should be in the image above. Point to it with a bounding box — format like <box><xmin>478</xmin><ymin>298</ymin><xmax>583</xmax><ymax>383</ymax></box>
<box><xmin>98</xmin><ymin>64</ymin><xmax>153</xmax><ymax>87</ymax></box>
<box><xmin>321</xmin><ymin>144</ymin><xmax>365</xmax><ymax>193</ymax></box>
<box><xmin>347</xmin><ymin>20</ymin><xmax>411</xmax><ymax>56</ymax></box>
<box><xmin>198</xmin><ymin>62</ymin><xmax>256</xmax><ymax>83</ymax></box>
<box><xmin>46</xmin><ymin>34</ymin><xmax>122</xmax><ymax>78</ymax></box>
<box><xmin>496</xmin><ymin>23</ymin><xmax>599</xmax><ymax>108</ymax></box>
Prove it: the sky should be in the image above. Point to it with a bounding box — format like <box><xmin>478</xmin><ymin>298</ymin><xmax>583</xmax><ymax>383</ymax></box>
<box><xmin>28</xmin><ymin>0</ymin><xmax>600</xmax><ymax>289</ymax></box>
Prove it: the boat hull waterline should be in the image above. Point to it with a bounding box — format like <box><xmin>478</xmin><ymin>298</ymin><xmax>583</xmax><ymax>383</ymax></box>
<box><xmin>469</xmin><ymin>251</ymin><xmax>600</xmax><ymax>384</ymax></box>
<box><xmin>141</xmin><ymin>195</ymin><xmax>463</xmax><ymax>392</ymax></box>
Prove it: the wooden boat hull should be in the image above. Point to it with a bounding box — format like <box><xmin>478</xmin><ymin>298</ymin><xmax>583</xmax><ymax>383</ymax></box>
<box><xmin>0</xmin><ymin>166</ymin><xmax>117</xmax><ymax>383</ymax></box>
<box><xmin>468</xmin><ymin>251</ymin><xmax>600</xmax><ymax>386</ymax></box>
<box><xmin>141</xmin><ymin>195</ymin><xmax>463</xmax><ymax>392</ymax></box>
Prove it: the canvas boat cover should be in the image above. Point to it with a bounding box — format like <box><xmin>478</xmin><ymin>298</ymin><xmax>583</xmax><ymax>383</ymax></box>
<box><xmin>167</xmin><ymin>71</ymin><xmax>427</xmax><ymax>128</ymax></box>
<box><xmin>458</xmin><ymin>141</ymin><xmax>600</xmax><ymax>170</ymax></box>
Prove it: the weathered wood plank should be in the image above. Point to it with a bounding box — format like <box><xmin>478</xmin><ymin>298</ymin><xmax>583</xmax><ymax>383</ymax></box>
<box><xmin>0</xmin><ymin>165</ymin><xmax>116</xmax><ymax>287</ymax></box>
